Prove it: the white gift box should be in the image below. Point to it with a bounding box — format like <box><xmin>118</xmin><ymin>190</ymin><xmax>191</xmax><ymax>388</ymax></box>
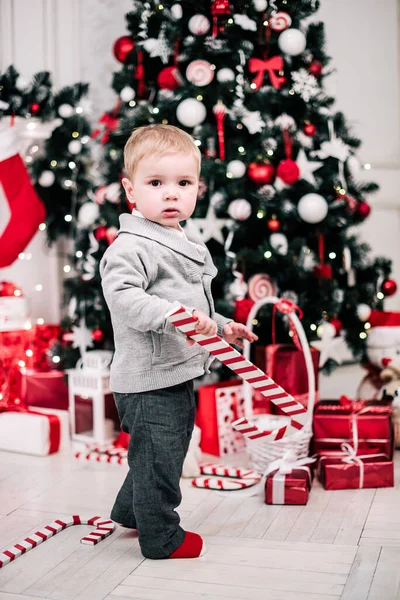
<box><xmin>0</xmin><ymin>408</ymin><xmax>70</xmax><ymax>456</ymax></box>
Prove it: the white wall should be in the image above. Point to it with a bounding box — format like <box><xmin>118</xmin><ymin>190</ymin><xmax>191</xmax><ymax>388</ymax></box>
<box><xmin>1</xmin><ymin>0</ymin><xmax>399</xmax><ymax>333</ymax></box>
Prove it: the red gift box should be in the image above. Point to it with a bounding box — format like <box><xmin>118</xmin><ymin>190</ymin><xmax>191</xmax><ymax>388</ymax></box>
<box><xmin>22</xmin><ymin>369</ymin><xmax>69</xmax><ymax>410</ymax></box>
<box><xmin>318</xmin><ymin>448</ymin><xmax>394</xmax><ymax>490</ymax></box>
<box><xmin>196</xmin><ymin>379</ymin><xmax>274</xmax><ymax>456</ymax></box>
<box><xmin>255</xmin><ymin>344</ymin><xmax>320</xmax><ymax>408</ymax></box>
<box><xmin>265</xmin><ymin>464</ymin><xmax>312</xmax><ymax>505</ymax></box>
<box><xmin>312</xmin><ymin>398</ymin><xmax>394</xmax><ymax>459</ymax></box>
<box><xmin>196</xmin><ymin>380</ymin><xmax>247</xmax><ymax>456</ymax></box>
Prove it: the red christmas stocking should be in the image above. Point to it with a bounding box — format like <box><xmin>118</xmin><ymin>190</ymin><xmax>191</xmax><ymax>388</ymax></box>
<box><xmin>0</xmin><ymin>126</ymin><xmax>46</xmax><ymax>267</ymax></box>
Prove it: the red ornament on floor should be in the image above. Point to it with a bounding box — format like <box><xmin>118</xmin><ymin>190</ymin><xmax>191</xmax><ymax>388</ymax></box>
<box><xmin>277</xmin><ymin>159</ymin><xmax>300</xmax><ymax>185</ymax></box>
<box><xmin>247</xmin><ymin>161</ymin><xmax>275</xmax><ymax>185</ymax></box>
<box><xmin>381</xmin><ymin>278</ymin><xmax>397</xmax><ymax>297</ymax></box>
<box><xmin>113</xmin><ymin>35</ymin><xmax>135</xmax><ymax>63</ymax></box>
<box><xmin>309</xmin><ymin>60</ymin><xmax>323</xmax><ymax>78</ymax></box>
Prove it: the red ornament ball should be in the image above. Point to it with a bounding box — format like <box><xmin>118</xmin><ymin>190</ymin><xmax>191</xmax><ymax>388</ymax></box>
<box><xmin>233</xmin><ymin>298</ymin><xmax>255</xmax><ymax>325</ymax></box>
<box><xmin>357</xmin><ymin>200</ymin><xmax>371</xmax><ymax>220</ymax></box>
<box><xmin>0</xmin><ymin>281</ymin><xmax>22</xmax><ymax>297</ymax></box>
<box><xmin>30</xmin><ymin>103</ymin><xmax>40</xmax><ymax>115</ymax></box>
<box><xmin>381</xmin><ymin>278</ymin><xmax>397</xmax><ymax>297</ymax></box>
<box><xmin>157</xmin><ymin>66</ymin><xmax>182</xmax><ymax>90</ymax></box>
<box><xmin>309</xmin><ymin>60</ymin><xmax>323</xmax><ymax>78</ymax></box>
<box><xmin>92</xmin><ymin>329</ymin><xmax>104</xmax><ymax>342</ymax></box>
<box><xmin>113</xmin><ymin>35</ymin><xmax>135</xmax><ymax>64</ymax></box>
<box><xmin>276</xmin><ymin>159</ymin><xmax>300</xmax><ymax>185</ymax></box>
<box><xmin>267</xmin><ymin>217</ymin><xmax>280</xmax><ymax>232</ymax></box>
<box><xmin>303</xmin><ymin>123</ymin><xmax>316</xmax><ymax>137</ymax></box>
<box><xmin>94</xmin><ymin>225</ymin><xmax>108</xmax><ymax>241</ymax></box>
<box><xmin>247</xmin><ymin>162</ymin><xmax>276</xmax><ymax>185</ymax></box>
<box><xmin>330</xmin><ymin>319</ymin><xmax>342</xmax><ymax>335</ymax></box>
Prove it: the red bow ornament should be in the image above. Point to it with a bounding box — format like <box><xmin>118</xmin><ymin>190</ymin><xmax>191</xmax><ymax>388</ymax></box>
<box><xmin>248</xmin><ymin>56</ymin><xmax>285</xmax><ymax>90</ymax></box>
<box><xmin>92</xmin><ymin>112</ymin><xmax>119</xmax><ymax>145</ymax></box>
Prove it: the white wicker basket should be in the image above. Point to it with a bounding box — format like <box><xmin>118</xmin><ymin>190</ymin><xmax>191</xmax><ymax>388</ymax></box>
<box><xmin>242</xmin><ymin>296</ymin><xmax>316</xmax><ymax>472</ymax></box>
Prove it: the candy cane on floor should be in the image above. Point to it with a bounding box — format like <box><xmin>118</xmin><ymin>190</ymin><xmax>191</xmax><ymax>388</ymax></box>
<box><xmin>166</xmin><ymin>305</ymin><xmax>307</xmax><ymax>442</ymax></box>
<box><xmin>0</xmin><ymin>516</ymin><xmax>115</xmax><ymax>569</ymax></box>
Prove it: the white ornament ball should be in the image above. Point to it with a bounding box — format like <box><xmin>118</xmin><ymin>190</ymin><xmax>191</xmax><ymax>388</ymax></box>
<box><xmin>171</xmin><ymin>3</ymin><xmax>183</xmax><ymax>19</ymax></box>
<box><xmin>228</xmin><ymin>199</ymin><xmax>252</xmax><ymax>221</ymax></box>
<box><xmin>270</xmin><ymin>11</ymin><xmax>292</xmax><ymax>32</ymax></box>
<box><xmin>253</xmin><ymin>0</ymin><xmax>268</xmax><ymax>11</ymax></box>
<box><xmin>176</xmin><ymin>98</ymin><xmax>206</xmax><ymax>128</ymax></box>
<box><xmin>68</xmin><ymin>140</ymin><xmax>82</xmax><ymax>154</ymax></box>
<box><xmin>297</xmin><ymin>193</ymin><xmax>328</xmax><ymax>224</ymax></box>
<box><xmin>229</xmin><ymin>278</ymin><xmax>248</xmax><ymax>300</ymax></box>
<box><xmin>188</xmin><ymin>14</ymin><xmax>210</xmax><ymax>36</ymax></box>
<box><xmin>77</xmin><ymin>202</ymin><xmax>100</xmax><ymax>228</ymax></box>
<box><xmin>278</xmin><ymin>28</ymin><xmax>307</xmax><ymax>56</ymax></box>
<box><xmin>270</xmin><ymin>232</ymin><xmax>288</xmax><ymax>255</ymax></box>
<box><xmin>317</xmin><ymin>322</ymin><xmax>336</xmax><ymax>339</ymax></box>
<box><xmin>58</xmin><ymin>103</ymin><xmax>75</xmax><ymax>119</ymax></box>
<box><xmin>38</xmin><ymin>170</ymin><xmax>55</xmax><ymax>187</ymax></box>
<box><xmin>227</xmin><ymin>160</ymin><xmax>246</xmax><ymax>179</ymax></box>
<box><xmin>16</xmin><ymin>75</ymin><xmax>30</xmax><ymax>90</ymax></box>
<box><xmin>357</xmin><ymin>303</ymin><xmax>372</xmax><ymax>322</ymax></box>
<box><xmin>186</xmin><ymin>60</ymin><xmax>214</xmax><ymax>87</ymax></box>
<box><xmin>216</xmin><ymin>68</ymin><xmax>235</xmax><ymax>83</ymax></box>
<box><xmin>120</xmin><ymin>86</ymin><xmax>136</xmax><ymax>102</ymax></box>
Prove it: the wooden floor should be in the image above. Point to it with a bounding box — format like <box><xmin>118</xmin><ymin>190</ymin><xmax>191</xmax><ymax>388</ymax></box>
<box><xmin>1</xmin><ymin>447</ymin><xmax>400</xmax><ymax>600</ymax></box>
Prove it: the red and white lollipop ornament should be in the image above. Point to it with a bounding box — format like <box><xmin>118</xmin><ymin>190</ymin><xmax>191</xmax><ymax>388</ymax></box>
<box><xmin>186</xmin><ymin>60</ymin><xmax>214</xmax><ymax>87</ymax></box>
<box><xmin>248</xmin><ymin>273</ymin><xmax>277</xmax><ymax>301</ymax></box>
<box><xmin>269</xmin><ymin>11</ymin><xmax>292</xmax><ymax>32</ymax></box>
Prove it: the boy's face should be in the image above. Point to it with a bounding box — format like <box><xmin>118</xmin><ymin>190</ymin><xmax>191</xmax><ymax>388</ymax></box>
<box><xmin>122</xmin><ymin>152</ymin><xmax>199</xmax><ymax>229</ymax></box>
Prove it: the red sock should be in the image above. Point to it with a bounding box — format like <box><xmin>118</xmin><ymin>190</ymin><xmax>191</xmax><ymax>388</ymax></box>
<box><xmin>169</xmin><ymin>531</ymin><xmax>205</xmax><ymax>559</ymax></box>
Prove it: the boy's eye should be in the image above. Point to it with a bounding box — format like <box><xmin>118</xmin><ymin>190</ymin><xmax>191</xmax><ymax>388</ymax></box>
<box><xmin>179</xmin><ymin>180</ymin><xmax>191</xmax><ymax>187</ymax></box>
<box><xmin>149</xmin><ymin>180</ymin><xmax>161</xmax><ymax>187</ymax></box>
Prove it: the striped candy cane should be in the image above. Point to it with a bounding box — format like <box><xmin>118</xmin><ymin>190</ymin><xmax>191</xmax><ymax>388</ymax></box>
<box><xmin>75</xmin><ymin>450</ymin><xmax>127</xmax><ymax>465</ymax></box>
<box><xmin>0</xmin><ymin>515</ymin><xmax>115</xmax><ymax>569</ymax></box>
<box><xmin>165</xmin><ymin>305</ymin><xmax>307</xmax><ymax>442</ymax></box>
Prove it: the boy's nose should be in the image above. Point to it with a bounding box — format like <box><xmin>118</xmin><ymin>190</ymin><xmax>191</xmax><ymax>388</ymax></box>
<box><xmin>164</xmin><ymin>188</ymin><xmax>179</xmax><ymax>200</ymax></box>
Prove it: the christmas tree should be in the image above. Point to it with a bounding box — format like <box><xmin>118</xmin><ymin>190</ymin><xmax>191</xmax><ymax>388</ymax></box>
<box><xmin>54</xmin><ymin>0</ymin><xmax>395</xmax><ymax>371</ymax></box>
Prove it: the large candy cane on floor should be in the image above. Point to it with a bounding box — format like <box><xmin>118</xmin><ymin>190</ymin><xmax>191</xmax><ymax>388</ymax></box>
<box><xmin>166</xmin><ymin>305</ymin><xmax>308</xmax><ymax>442</ymax></box>
<box><xmin>0</xmin><ymin>516</ymin><xmax>115</xmax><ymax>569</ymax></box>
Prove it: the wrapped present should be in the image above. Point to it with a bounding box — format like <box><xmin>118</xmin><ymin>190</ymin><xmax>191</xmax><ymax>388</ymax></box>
<box><xmin>264</xmin><ymin>453</ymin><xmax>315</xmax><ymax>505</ymax></box>
<box><xmin>312</xmin><ymin>396</ymin><xmax>394</xmax><ymax>459</ymax></box>
<box><xmin>22</xmin><ymin>369</ymin><xmax>69</xmax><ymax>410</ymax></box>
<box><xmin>255</xmin><ymin>343</ymin><xmax>320</xmax><ymax>408</ymax></box>
<box><xmin>24</xmin><ymin>324</ymin><xmax>63</xmax><ymax>372</ymax></box>
<box><xmin>0</xmin><ymin>406</ymin><xmax>70</xmax><ymax>456</ymax></box>
<box><xmin>196</xmin><ymin>380</ymin><xmax>246</xmax><ymax>456</ymax></box>
<box><xmin>0</xmin><ymin>282</ymin><xmax>30</xmax><ymax>332</ymax></box>
<box><xmin>318</xmin><ymin>444</ymin><xmax>394</xmax><ymax>490</ymax></box>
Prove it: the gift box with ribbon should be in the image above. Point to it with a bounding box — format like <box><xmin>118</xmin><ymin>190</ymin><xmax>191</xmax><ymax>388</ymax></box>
<box><xmin>255</xmin><ymin>344</ymin><xmax>320</xmax><ymax>409</ymax></box>
<box><xmin>22</xmin><ymin>369</ymin><xmax>69</xmax><ymax>410</ymax></box>
<box><xmin>0</xmin><ymin>403</ymin><xmax>70</xmax><ymax>456</ymax></box>
<box><xmin>318</xmin><ymin>443</ymin><xmax>394</xmax><ymax>490</ymax></box>
<box><xmin>264</xmin><ymin>453</ymin><xmax>315</xmax><ymax>505</ymax></box>
<box><xmin>312</xmin><ymin>396</ymin><xmax>394</xmax><ymax>459</ymax></box>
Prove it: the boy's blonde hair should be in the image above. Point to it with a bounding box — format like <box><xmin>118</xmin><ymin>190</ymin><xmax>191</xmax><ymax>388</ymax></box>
<box><xmin>124</xmin><ymin>124</ymin><xmax>202</xmax><ymax>180</ymax></box>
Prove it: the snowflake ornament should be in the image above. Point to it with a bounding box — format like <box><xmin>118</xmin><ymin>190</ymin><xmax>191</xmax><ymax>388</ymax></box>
<box><xmin>233</xmin><ymin>14</ymin><xmax>257</xmax><ymax>31</ymax></box>
<box><xmin>71</xmin><ymin>319</ymin><xmax>94</xmax><ymax>359</ymax></box>
<box><xmin>291</xmin><ymin>69</ymin><xmax>320</xmax><ymax>102</ymax></box>
<box><xmin>312</xmin><ymin>138</ymin><xmax>350</xmax><ymax>162</ymax></box>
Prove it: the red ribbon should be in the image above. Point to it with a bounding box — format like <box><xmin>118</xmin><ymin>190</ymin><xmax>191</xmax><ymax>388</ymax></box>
<box><xmin>135</xmin><ymin>50</ymin><xmax>146</xmax><ymax>98</ymax></box>
<box><xmin>248</xmin><ymin>56</ymin><xmax>285</xmax><ymax>90</ymax></box>
<box><xmin>314</xmin><ymin>231</ymin><xmax>332</xmax><ymax>279</ymax></box>
<box><xmin>272</xmin><ymin>299</ymin><xmax>303</xmax><ymax>348</ymax></box>
<box><xmin>92</xmin><ymin>112</ymin><xmax>119</xmax><ymax>145</ymax></box>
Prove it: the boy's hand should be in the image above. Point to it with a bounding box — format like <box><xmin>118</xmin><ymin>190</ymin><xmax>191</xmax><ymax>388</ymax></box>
<box><xmin>186</xmin><ymin>309</ymin><xmax>218</xmax><ymax>346</ymax></box>
<box><xmin>222</xmin><ymin>321</ymin><xmax>258</xmax><ymax>349</ymax></box>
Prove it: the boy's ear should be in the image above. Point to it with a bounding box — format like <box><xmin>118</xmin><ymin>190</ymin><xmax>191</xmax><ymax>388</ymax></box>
<box><xmin>122</xmin><ymin>177</ymin><xmax>135</xmax><ymax>204</ymax></box>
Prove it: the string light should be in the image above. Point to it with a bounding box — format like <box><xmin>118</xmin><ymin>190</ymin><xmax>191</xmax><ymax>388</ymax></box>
<box><xmin>377</xmin><ymin>292</ymin><xmax>384</xmax><ymax>300</ymax></box>
<box><xmin>50</xmin><ymin>160</ymin><xmax>57</xmax><ymax>167</ymax></box>
<box><xmin>72</xmin><ymin>131</ymin><xmax>79</xmax><ymax>138</ymax></box>
<box><xmin>329</xmin><ymin>252</ymin><xmax>336</xmax><ymax>259</ymax></box>
<box><xmin>64</xmin><ymin>214</ymin><xmax>73</xmax><ymax>222</ymax></box>
<box><xmin>364</xmin><ymin>322</ymin><xmax>371</xmax><ymax>329</ymax></box>
<box><xmin>359</xmin><ymin>331</ymin><xmax>367</xmax><ymax>339</ymax></box>
<box><xmin>81</xmin><ymin>136</ymin><xmax>90</xmax><ymax>144</ymax></box>
<box><xmin>76</xmin><ymin>106</ymin><xmax>83</xmax><ymax>114</ymax></box>
<box><xmin>39</xmin><ymin>223</ymin><xmax>46</xmax><ymax>231</ymax></box>
<box><xmin>252</xmin><ymin>319</ymin><xmax>258</xmax><ymax>325</ymax></box>
<box><xmin>129</xmin><ymin>101</ymin><xmax>136</xmax><ymax>107</ymax></box>
<box><xmin>76</xmin><ymin>251</ymin><xmax>83</xmax><ymax>258</ymax></box>
<box><xmin>52</xmin><ymin>355</ymin><xmax>61</xmax><ymax>363</ymax></box>
<box><xmin>63</xmin><ymin>265</ymin><xmax>71</xmax><ymax>273</ymax></box>
<box><xmin>69</xmin><ymin>161</ymin><xmax>76</xmax><ymax>169</ymax></box>
<box><xmin>264</xmin><ymin>250</ymin><xmax>272</xmax><ymax>259</ymax></box>
<box><xmin>364</xmin><ymin>163</ymin><xmax>371</xmax><ymax>170</ymax></box>
<box><xmin>310</xmin><ymin>324</ymin><xmax>317</xmax><ymax>331</ymax></box>
<box><xmin>35</xmin><ymin>284</ymin><xmax>43</xmax><ymax>291</ymax></box>
<box><xmin>257</xmin><ymin>210</ymin><xmax>265</xmax><ymax>219</ymax></box>
<box><xmin>153</xmin><ymin>107</ymin><xmax>159</xmax><ymax>114</ymax></box>
<box><xmin>36</xmin><ymin>318</ymin><xmax>44</xmax><ymax>325</ymax></box>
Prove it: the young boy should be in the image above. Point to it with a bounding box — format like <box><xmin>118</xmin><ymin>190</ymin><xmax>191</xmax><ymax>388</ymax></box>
<box><xmin>100</xmin><ymin>124</ymin><xmax>258</xmax><ymax>560</ymax></box>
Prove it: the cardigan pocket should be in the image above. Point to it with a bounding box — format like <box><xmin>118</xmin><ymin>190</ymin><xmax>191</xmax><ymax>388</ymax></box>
<box><xmin>150</xmin><ymin>332</ymin><xmax>162</xmax><ymax>358</ymax></box>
